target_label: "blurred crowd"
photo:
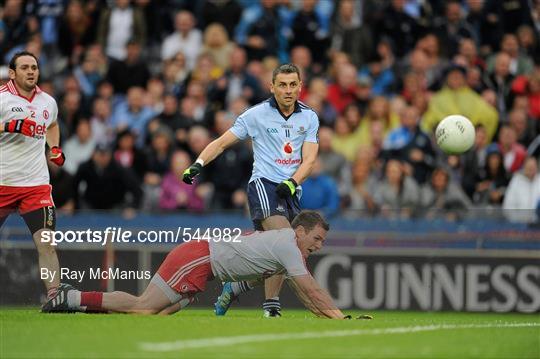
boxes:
[2,0,540,222]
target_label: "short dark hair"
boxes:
[272,63,301,83]
[9,51,39,70]
[291,210,329,232]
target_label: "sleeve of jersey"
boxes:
[273,231,309,277]
[305,112,320,143]
[229,113,249,140]
[50,99,59,124]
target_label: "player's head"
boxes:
[292,210,329,257]
[271,63,302,108]
[9,51,39,91]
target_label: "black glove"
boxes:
[343,314,373,320]
[182,162,202,184]
[275,178,298,198]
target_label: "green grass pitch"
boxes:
[1,308,539,358]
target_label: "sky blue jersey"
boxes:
[229,97,319,184]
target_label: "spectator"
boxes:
[161,10,202,69]
[106,40,150,94]
[483,52,515,116]
[202,112,252,210]
[201,23,235,71]
[207,46,262,108]
[190,53,224,88]
[327,63,359,114]
[73,51,103,99]
[376,0,420,57]
[63,118,96,175]
[200,0,243,38]
[422,65,498,142]
[162,52,189,96]
[145,77,165,114]
[57,0,94,61]
[487,33,534,76]
[495,125,527,174]
[330,0,374,69]
[373,159,420,219]
[508,107,535,147]
[235,0,286,61]
[159,150,205,212]
[109,86,157,147]
[357,96,400,147]
[516,25,540,60]
[142,126,174,210]
[74,145,143,209]
[348,157,377,214]
[304,77,338,128]
[157,93,193,146]
[358,53,396,97]
[113,130,148,183]
[461,125,491,198]
[433,0,476,59]
[97,0,146,61]
[300,158,340,218]
[473,149,509,205]
[383,105,436,184]
[511,69,540,121]
[420,167,472,220]
[289,0,331,68]
[503,156,540,223]
[317,127,351,196]
[89,97,114,146]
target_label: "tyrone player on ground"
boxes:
[43,211,360,319]
[0,51,66,303]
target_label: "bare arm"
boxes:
[46,121,60,147]
[290,274,346,319]
[197,130,240,165]
[291,142,318,185]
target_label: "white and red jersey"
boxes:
[0,80,58,186]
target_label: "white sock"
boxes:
[67,290,82,310]
[230,281,253,296]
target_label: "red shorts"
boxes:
[157,241,214,295]
[0,185,54,216]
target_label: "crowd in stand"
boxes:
[2,0,540,222]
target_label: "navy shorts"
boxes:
[247,178,301,230]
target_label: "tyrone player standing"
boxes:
[0,51,66,304]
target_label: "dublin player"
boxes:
[44,211,358,319]
[0,51,66,304]
[182,64,319,317]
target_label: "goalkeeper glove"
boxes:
[182,162,203,184]
[49,146,65,166]
[276,178,298,198]
[4,118,36,137]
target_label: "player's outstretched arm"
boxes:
[183,130,240,184]
[290,273,346,319]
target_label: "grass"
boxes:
[1,308,539,358]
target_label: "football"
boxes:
[435,115,475,154]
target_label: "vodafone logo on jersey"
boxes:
[283,142,293,156]
[275,142,301,165]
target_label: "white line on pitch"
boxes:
[139,322,540,352]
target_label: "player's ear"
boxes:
[8,68,16,80]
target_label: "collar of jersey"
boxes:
[269,96,301,120]
[7,80,42,102]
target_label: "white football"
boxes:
[435,115,475,154]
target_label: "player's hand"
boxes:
[182,162,202,185]
[50,146,65,166]
[276,178,298,198]
[4,118,36,137]
[343,314,373,320]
